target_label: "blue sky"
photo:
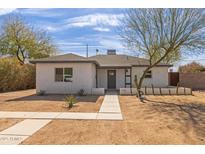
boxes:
[0,8,205,69]
[0,8,127,57]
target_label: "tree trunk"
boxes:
[16,45,25,65]
[134,75,143,101]
[134,67,151,102]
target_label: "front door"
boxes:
[107,70,116,89]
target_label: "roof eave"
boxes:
[29,60,100,65]
[97,66,131,69]
[132,64,173,67]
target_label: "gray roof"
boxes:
[88,54,171,67]
[30,53,172,67]
[30,53,99,65]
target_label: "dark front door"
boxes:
[107,70,116,89]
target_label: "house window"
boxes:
[145,70,152,78]
[64,68,73,82]
[55,68,73,82]
[55,68,63,82]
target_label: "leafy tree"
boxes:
[0,57,35,92]
[179,61,205,73]
[120,9,205,100]
[0,15,56,64]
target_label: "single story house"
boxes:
[30,50,172,94]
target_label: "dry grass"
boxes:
[119,92,205,144]
[21,91,205,145]
[0,119,22,132]
[0,89,103,112]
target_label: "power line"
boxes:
[57,44,205,61]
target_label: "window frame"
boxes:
[63,68,73,82]
[55,68,63,82]
[55,67,73,82]
[144,70,152,78]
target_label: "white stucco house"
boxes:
[30,50,172,95]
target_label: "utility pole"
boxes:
[86,44,88,57]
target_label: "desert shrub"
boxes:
[0,57,35,92]
[64,95,77,108]
[78,89,86,96]
[179,61,205,73]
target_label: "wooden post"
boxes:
[176,82,179,95]
[184,87,186,95]
[190,88,192,95]
[151,84,154,95]
[159,87,162,95]
[145,86,147,95]
[169,89,171,95]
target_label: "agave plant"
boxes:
[64,95,77,108]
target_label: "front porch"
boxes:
[96,67,132,90]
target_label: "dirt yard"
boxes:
[0,89,103,112]
[20,91,205,145]
[0,119,22,132]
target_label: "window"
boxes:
[55,68,73,82]
[145,70,152,78]
[55,68,63,82]
[64,68,73,82]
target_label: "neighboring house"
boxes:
[30,50,172,94]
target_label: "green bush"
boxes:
[0,57,35,92]
[64,95,77,108]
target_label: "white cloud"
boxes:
[52,34,131,56]
[99,39,124,49]
[0,8,16,16]
[44,13,124,32]
[56,40,83,46]
[64,13,123,28]
[19,9,64,18]
[68,34,128,53]
[45,26,58,32]
[93,27,110,32]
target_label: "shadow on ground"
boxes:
[6,94,99,103]
[142,97,205,143]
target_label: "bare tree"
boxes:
[120,8,205,100]
[0,15,56,64]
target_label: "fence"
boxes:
[120,87,192,95]
[179,73,205,90]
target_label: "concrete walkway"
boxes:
[0,91,123,144]
[0,119,50,145]
[98,91,122,119]
[99,94,121,113]
[0,111,122,120]
[0,91,122,121]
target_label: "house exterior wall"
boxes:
[91,63,96,88]
[36,63,96,94]
[97,68,125,89]
[36,62,169,94]
[97,69,107,89]
[131,67,169,87]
